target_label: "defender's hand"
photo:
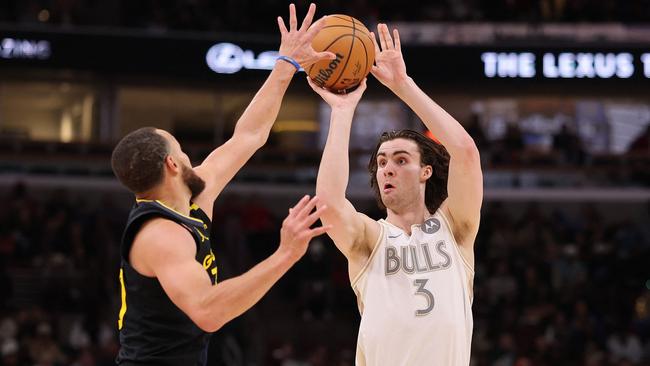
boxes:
[279,195,331,263]
[277,4,336,69]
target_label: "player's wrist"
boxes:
[389,76,414,97]
[274,246,302,266]
[276,55,302,73]
[272,59,300,81]
[331,104,357,116]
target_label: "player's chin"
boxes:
[380,195,397,209]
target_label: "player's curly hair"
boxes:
[111,127,169,194]
[368,129,450,214]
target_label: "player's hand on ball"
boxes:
[277,3,336,69]
[279,195,331,263]
[307,77,367,111]
[371,24,408,92]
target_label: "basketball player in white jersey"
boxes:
[308,23,482,365]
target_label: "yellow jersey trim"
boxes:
[118,268,127,330]
[135,199,204,225]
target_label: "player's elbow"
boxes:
[315,186,340,208]
[192,308,227,333]
[234,126,270,150]
[455,137,480,164]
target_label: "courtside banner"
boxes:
[0,29,648,84]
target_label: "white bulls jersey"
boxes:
[352,210,474,366]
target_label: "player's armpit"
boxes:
[319,201,380,267]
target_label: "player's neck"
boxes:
[385,204,431,236]
[137,182,192,216]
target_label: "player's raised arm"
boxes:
[371,24,482,248]
[192,3,335,216]
[309,78,380,271]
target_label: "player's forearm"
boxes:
[198,249,295,332]
[231,61,296,146]
[316,108,355,204]
[392,77,477,155]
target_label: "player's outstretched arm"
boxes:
[309,78,380,265]
[131,195,330,332]
[371,24,483,248]
[192,3,335,216]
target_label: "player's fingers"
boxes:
[350,78,367,95]
[300,3,316,32]
[315,51,337,61]
[289,194,311,217]
[377,25,388,51]
[393,28,401,51]
[277,17,288,36]
[370,32,381,56]
[296,195,321,219]
[306,76,326,93]
[289,3,298,31]
[300,204,328,228]
[304,16,326,41]
[381,24,393,50]
[306,225,332,238]
[370,32,381,55]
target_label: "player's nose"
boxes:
[383,164,395,176]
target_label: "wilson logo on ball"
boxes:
[312,53,344,87]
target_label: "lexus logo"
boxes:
[206,42,278,74]
[0,38,51,60]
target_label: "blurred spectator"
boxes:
[628,125,650,154]
[494,122,525,165]
[27,321,66,365]
[1,338,20,366]
[607,328,644,364]
[553,124,585,165]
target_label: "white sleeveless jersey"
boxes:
[352,210,474,366]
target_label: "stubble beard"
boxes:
[181,164,206,200]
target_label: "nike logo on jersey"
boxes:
[388,233,403,239]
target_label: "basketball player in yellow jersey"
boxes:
[111,4,335,365]
[308,23,482,365]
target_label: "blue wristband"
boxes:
[277,55,302,72]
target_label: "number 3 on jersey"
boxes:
[413,278,434,316]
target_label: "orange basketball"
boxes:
[308,15,375,92]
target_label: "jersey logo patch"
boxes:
[422,218,441,234]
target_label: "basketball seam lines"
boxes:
[329,15,353,22]
[320,25,360,30]
[358,33,370,82]
[321,16,374,43]
[319,25,373,43]
[308,33,352,78]
[328,16,356,89]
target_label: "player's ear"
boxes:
[164,155,180,174]
[421,165,432,181]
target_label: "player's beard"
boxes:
[181,163,206,200]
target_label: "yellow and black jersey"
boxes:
[116,200,217,366]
